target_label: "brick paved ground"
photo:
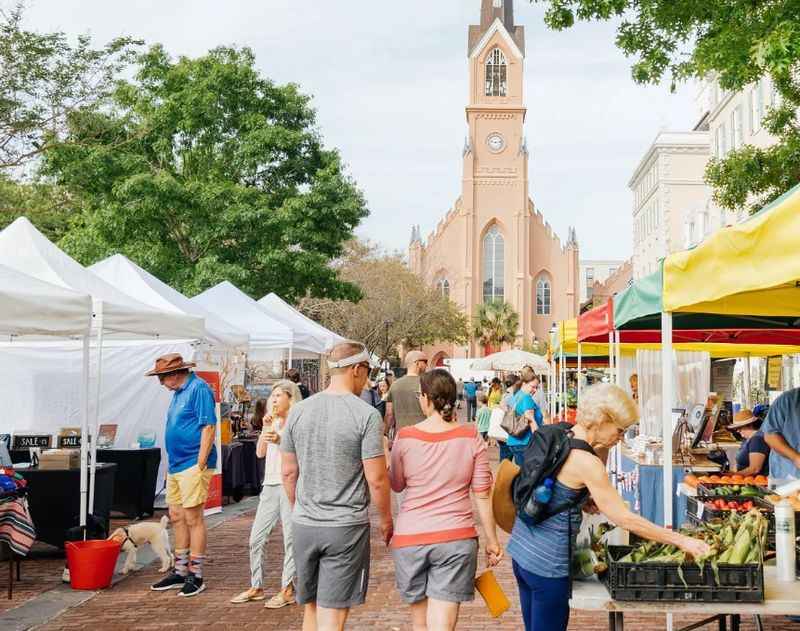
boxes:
[0,514,173,615]
[33,503,797,631]
[34,437,798,631]
[0,544,64,614]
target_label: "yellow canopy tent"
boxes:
[664,182,800,317]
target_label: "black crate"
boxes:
[686,495,766,522]
[604,545,764,603]
[696,483,769,499]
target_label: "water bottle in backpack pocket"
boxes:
[523,478,554,520]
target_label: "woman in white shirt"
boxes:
[231,380,302,607]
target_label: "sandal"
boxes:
[230,587,265,603]
[264,588,296,609]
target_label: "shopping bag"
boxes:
[474,570,510,618]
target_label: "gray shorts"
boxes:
[292,522,370,609]
[392,538,478,604]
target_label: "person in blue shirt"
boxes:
[507,366,543,466]
[463,378,478,422]
[728,408,770,477]
[146,354,218,597]
[763,388,800,481]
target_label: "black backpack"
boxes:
[512,422,595,527]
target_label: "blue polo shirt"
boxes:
[762,388,800,481]
[165,373,218,474]
[507,390,543,448]
[464,381,478,399]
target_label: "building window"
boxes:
[731,105,743,151]
[485,48,507,97]
[536,277,551,315]
[715,123,727,158]
[482,226,504,303]
[436,278,450,299]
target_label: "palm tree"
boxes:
[472,301,519,354]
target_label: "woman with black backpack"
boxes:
[498,383,710,631]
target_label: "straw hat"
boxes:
[729,408,759,430]
[491,458,521,534]
[144,353,196,377]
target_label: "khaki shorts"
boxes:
[166,465,213,508]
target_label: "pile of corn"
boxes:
[617,509,767,585]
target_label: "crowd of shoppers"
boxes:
[146,345,714,631]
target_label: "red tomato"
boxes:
[729,501,739,510]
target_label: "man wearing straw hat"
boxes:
[145,353,218,597]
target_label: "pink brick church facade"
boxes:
[409,0,580,364]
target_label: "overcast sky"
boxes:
[20,0,701,260]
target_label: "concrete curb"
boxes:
[1,496,259,631]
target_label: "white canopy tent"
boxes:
[0,218,207,514]
[0,263,92,338]
[257,292,345,356]
[0,263,94,527]
[0,218,205,339]
[470,349,550,374]
[90,254,249,351]
[192,282,292,360]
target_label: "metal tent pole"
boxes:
[744,353,752,409]
[79,334,90,530]
[661,311,674,530]
[577,343,582,404]
[88,303,104,514]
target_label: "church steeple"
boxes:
[469,0,525,56]
[480,0,514,31]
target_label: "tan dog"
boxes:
[109,515,171,574]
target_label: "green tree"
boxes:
[41,45,368,301]
[299,240,469,362]
[472,301,519,352]
[532,0,800,213]
[0,2,139,169]
[0,174,75,241]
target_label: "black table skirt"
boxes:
[222,439,264,499]
[13,463,116,548]
[97,448,161,518]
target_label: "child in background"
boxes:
[476,392,491,441]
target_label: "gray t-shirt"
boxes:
[281,392,384,526]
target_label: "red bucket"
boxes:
[66,540,121,590]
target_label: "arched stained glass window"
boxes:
[482,226,504,303]
[536,276,551,315]
[485,48,507,97]
[436,278,450,299]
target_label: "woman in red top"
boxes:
[389,369,503,631]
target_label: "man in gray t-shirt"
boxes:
[281,392,384,525]
[281,342,392,625]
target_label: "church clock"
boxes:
[486,132,505,153]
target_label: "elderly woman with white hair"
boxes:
[231,379,303,607]
[500,383,711,631]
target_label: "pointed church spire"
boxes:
[480,0,515,30]
[469,0,524,56]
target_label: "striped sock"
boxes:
[189,554,205,579]
[174,549,189,577]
